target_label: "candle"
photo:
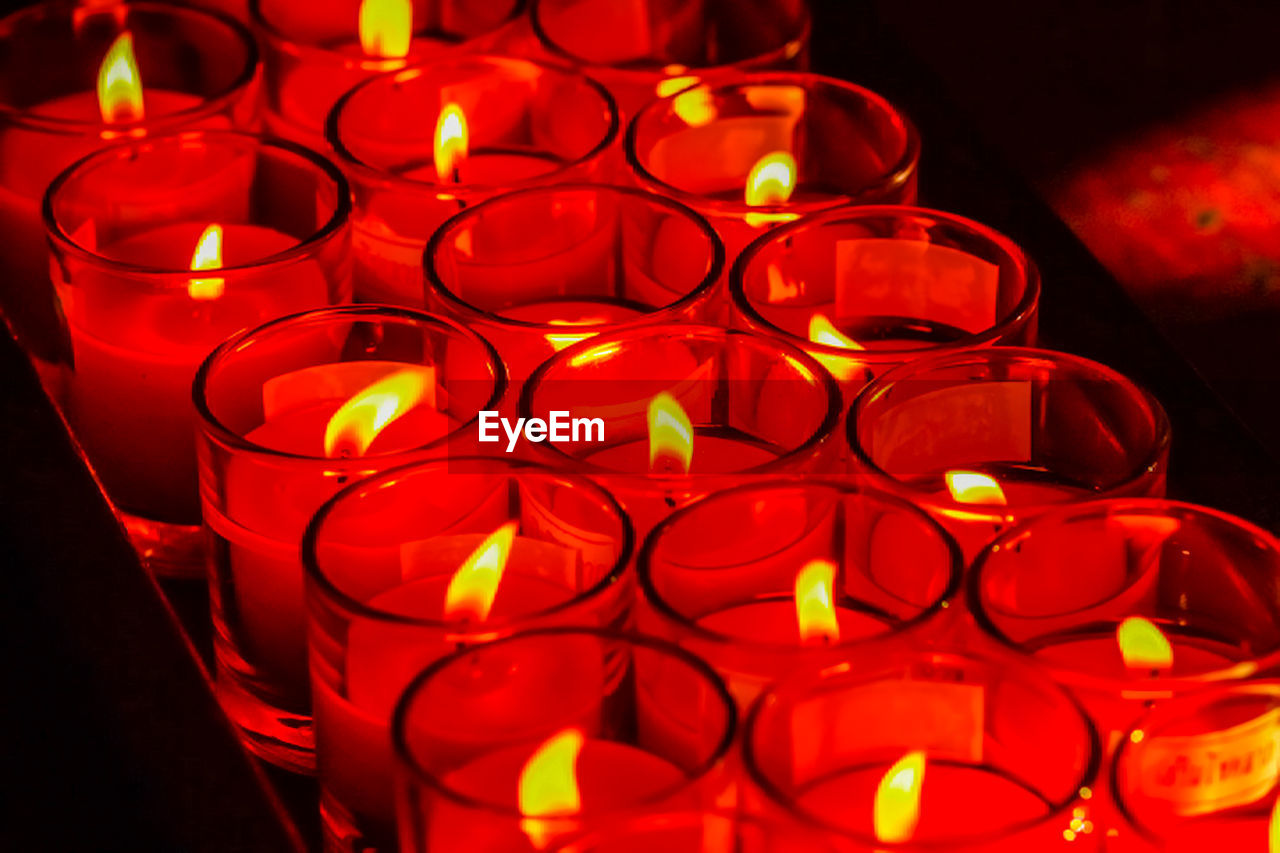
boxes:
[195,306,505,771]
[327,56,619,307]
[424,184,724,381]
[0,1,257,380]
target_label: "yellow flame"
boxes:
[1269,794,1280,853]
[442,522,517,623]
[671,84,716,127]
[435,104,468,183]
[648,392,694,474]
[795,559,840,645]
[656,73,699,99]
[545,317,609,353]
[97,32,144,123]
[1117,616,1174,671]
[808,314,864,351]
[322,367,432,458]
[187,224,224,301]
[944,470,1008,506]
[875,751,926,844]
[745,151,797,207]
[358,0,412,59]
[519,728,585,849]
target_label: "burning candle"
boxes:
[730,205,1041,401]
[545,811,841,853]
[44,131,351,577]
[194,306,505,772]
[519,325,843,540]
[970,499,1280,747]
[529,0,811,119]
[639,481,961,708]
[424,184,725,381]
[393,629,736,853]
[327,56,620,306]
[304,463,633,848]
[0,1,257,385]
[847,346,1171,559]
[742,651,1101,851]
[251,0,523,150]
[626,73,919,265]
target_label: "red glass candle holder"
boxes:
[519,325,843,540]
[530,0,811,119]
[252,0,524,150]
[193,305,505,772]
[639,480,961,708]
[548,811,839,853]
[305,462,633,850]
[393,628,736,853]
[846,346,1171,559]
[731,205,1040,401]
[44,130,351,578]
[1112,682,1280,852]
[425,183,725,381]
[743,651,1101,851]
[970,499,1280,748]
[626,73,919,264]
[0,0,258,382]
[328,56,619,307]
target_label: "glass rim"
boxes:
[42,129,353,279]
[0,0,259,133]
[845,346,1173,515]
[728,204,1042,359]
[325,55,620,192]
[249,0,527,60]
[192,303,507,462]
[528,0,812,76]
[517,324,844,477]
[637,478,964,652]
[968,497,1280,692]
[301,458,635,628]
[547,809,825,850]
[624,72,920,214]
[741,650,1103,849]
[391,626,738,817]
[1109,679,1280,844]
[423,182,727,331]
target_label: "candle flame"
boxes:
[187,224,224,301]
[358,0,412,59]
[322,367,432,458]
[434,103,468,183]
[944,470,1008,506]
[648,392,694,474]
[545,317,609,352]
[808,314,864,350]
[1269,795,1280,853]
[795,559,840,645]
[875,751,926,844]
[745,151,797,207]
[97,32,144,124]
[670,83,716,127]
[1117,616,1174,672]
[442,522,517,623]
[519,728,584,849]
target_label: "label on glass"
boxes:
[262,360,435,418]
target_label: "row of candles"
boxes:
[1,0,1277,851]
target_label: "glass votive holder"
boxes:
[44,130,351,578]
[730,205,1040,401]
[548,811,839,853]
[328,55,619,307]
[970,499,1280,748]
[425,183,725,382]
[0,0,258,381]
[530,0,811,119]
[743,651,1101,851]
[846,346,1171,560]
[393,628,736,853]
[1112,682,1280,852]
[252,0,524,151]
[518,324,843,540]
[306,462,633,851]
[193,305,505,772]
[639,480,962,709]
[626,72,919,265]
